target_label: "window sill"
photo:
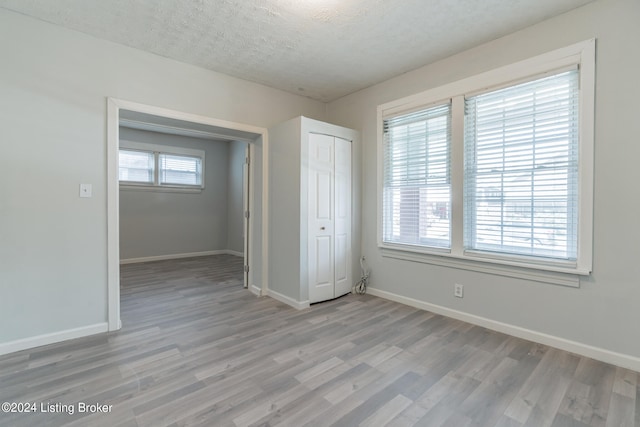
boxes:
[119,184,203,194]
[379,245,586,288]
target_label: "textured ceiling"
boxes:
[0,0,595,102]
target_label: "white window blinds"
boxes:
[118,149,154,184]
[159,154,202,186]
[119,143,205,190]
[383,103,451,249]
[464,70,579,260]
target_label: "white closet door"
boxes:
[308,133,335,303]
[333,137,351,298]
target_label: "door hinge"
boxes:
[244,210,250,219]
[244,265,250,273]
[245,157,250,165]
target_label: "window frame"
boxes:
[377,40,595,281]
[119,140,205,192]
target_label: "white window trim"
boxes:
[377,39,595,281]
[119,140,205,191]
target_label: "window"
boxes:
[464,70,579,261]
[383,103,451,249]
[119,141,205,190]
[159,154,202,186]
[119,149,154,184]
[377,40,594,277]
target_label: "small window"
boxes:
[159,154,202,186]
[118,141,205,190]
[119,149,154,184]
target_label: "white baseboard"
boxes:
[366,287,640,372]
[226,250,244,257]
[120,250,232,264]
[0,323,109,356]
[265,289,310,310]
[250,285,262,296]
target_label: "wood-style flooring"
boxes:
[0,255,637,426]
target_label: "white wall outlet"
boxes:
[454,283,464,298]
[79,183,92,198]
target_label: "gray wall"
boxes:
[226,141,248,254]
[0,8,325,344]
[119,127,233,260]
[327,0,640,360]
[268,118,303,301]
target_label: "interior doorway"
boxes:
[106,98,268,331]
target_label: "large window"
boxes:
[383,103,451,249]
[119,141,204,190]
[378,40,594,276]
[464,70,579,261]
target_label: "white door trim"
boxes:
[106,97,269,331]
[243,144,250,288]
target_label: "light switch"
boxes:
[80,184,92,198]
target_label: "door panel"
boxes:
[314,236,333,286]
[335,233,348,283]
[334,137,352,298]
[308,133,335,303]
[316,171,332,220]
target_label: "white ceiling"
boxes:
[0,0,595,102]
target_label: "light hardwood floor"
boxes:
[0,255,637,426]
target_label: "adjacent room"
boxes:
[1,0,639,426]
[118,118,248,263]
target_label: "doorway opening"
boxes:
[106,98,269,331]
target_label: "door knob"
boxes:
[320,227,325,230]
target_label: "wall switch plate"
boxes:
[80,184,92,198]
[454,283,464,298]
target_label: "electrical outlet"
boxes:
[454,283,464,298]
